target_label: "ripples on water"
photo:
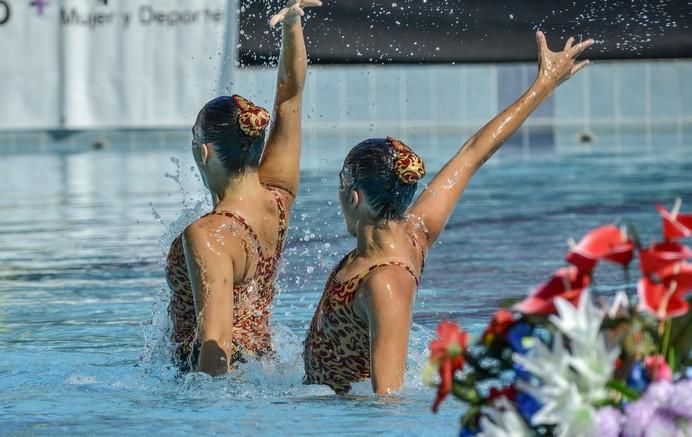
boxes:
[0,144,690,434]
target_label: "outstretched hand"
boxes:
[269,0,322,28]
[535,31,594,87]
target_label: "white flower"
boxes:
[478,398,531,437]
[567,334,619,401]
[513,333,571,388]
[513,291,620,437]
[549,290,602,348]
[518,376,599,437]
[608,291,630,319]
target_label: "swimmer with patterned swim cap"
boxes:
[304,31,594,394]
[166,0,321,376]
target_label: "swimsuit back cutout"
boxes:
[303,252,420,394]
[166,186,289,370]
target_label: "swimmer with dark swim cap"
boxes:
[303,31,595,395]
[166,0,322,376]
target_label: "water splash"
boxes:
[140,156,438,397]
[531,0,679,53]
[156,156,211,253]
[141,156,210,374]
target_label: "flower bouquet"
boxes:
[425,199,692,436]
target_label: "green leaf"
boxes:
[451,380,482,405]
[669,304,692,369]
[667,347,677,373]
[461,406,481,429]
[606,379,640,401]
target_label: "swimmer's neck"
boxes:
[209,170,264,208]
[354,220,407,259]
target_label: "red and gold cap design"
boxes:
[387,137,426,184]
[232,95,270,138]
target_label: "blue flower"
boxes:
[516,392,542,421]
[506,322,534,355]
[626,361,649,392]
[512,362,533,381]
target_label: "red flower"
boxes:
[657,203,692,241]
[614,357,623,371]
[566,225,634,274]
[482,309,514,345]
[638,262,692,319]
[429,321,468,412]
[488,385,517,402]
[639,241,692,276]
[644,355,673,382]
[514,266,591,316]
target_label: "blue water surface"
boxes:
[0,141,690,435]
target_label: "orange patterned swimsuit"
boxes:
[304,232,425,394]
[166,187,289,370]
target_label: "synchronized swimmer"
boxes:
[166,0,320,375]
[165,0,594,392]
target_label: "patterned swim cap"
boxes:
[232,95,271,138]
[387,137,426,184]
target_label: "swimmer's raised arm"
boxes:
[183,216,246,376]
[259,0,322,198]
[410,31,594,245]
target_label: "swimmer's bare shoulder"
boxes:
[405,213,432,255]
[183,214,248,285]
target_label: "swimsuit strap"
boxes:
[323,250,355,287]
[352,261,420,288]
[408,232,427,275]
[265,186,289,256]
[211,185,289,262]
[209,210,263,259]
[330,249,420,288]
[404,214,430,275]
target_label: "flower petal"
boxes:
[566,225,634,273]
[514,266,589,316]
[657,203,692,240]
[637,264,692,319]
[639,241,692,275]
[432,359,453,413]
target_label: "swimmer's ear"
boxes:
[350,190,360,208]
[200,143,211,166]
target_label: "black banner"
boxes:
[239,0,692,65]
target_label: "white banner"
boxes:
[0,0,234,130]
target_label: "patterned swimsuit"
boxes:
[303,231,426,394]
[166,187,289,370]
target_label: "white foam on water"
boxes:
[141,156,210,377]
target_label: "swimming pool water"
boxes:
[0,143,690,435]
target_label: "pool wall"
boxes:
[1,60,690,165]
